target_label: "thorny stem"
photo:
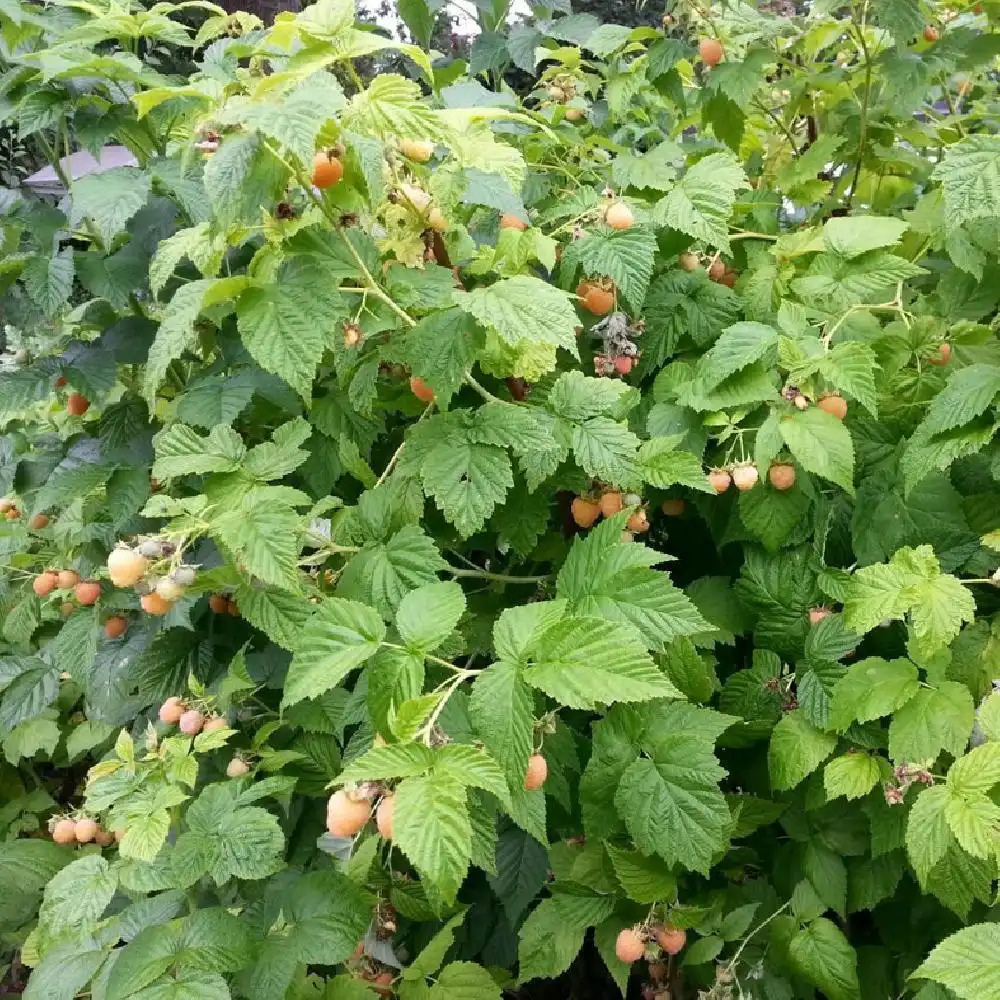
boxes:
[449,567,549,584]
[724,901,792,980]
[821,289,909,348]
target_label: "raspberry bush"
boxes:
[1,0,999,997]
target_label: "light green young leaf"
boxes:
[561,227,656,309]
[72,167,151,245]
[932,135,1000,231]
[913,922,1000,1000]
[888,683,974,763]
[152,423,246,480]
[212,488,301,589]
[788,918,860,1000]
[823,216,908,259]
[396,581,465,652]
[827,658,919,732]
[824,753,882,801]
[39,855,117,934]
[768,710,838,791]
[469,661,534,788]
[907,785,953,887]
[638,439,715,493]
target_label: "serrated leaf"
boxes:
[403,308,481,409]
[768,710,838,791]
[913,922,1000,1000]
[394,771,471,904]
[562,227,656,309]
[823,216,908,259]
[557,517,708,649]
[788,918,860,1000]
[283,598,385,708]
[39,854,117,934]
[656,152,749,252]
[456,276,579,354]
[919,364,1000,436]
[907,785,953,886]
[828,657,919,732]
[888,683,974,763]
[212,489,300,588]
[152,423,245,479]
[604,843,677,903]
[570,417,639,484]
[779,408,855,493]
[72,167,151,245]
[638,439,714,493]
[469,660,533,788]
[824,753,882,801]
[932,135,1000,231]
[488,827,548,920]
[396,581,465,652]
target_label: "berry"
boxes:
[615,928,646,963]
[708,469,732,493]
[32,572,58,597]
[577,281,615,315]
[605,202,634,230]
[500,213,527,230]
[209,594,229,614]
[203,716,228,733]
[426,207,448,232]
[52,818,77,844]
[159,697,185,723]
[708,258,726,281]
[0,498,12,512]
[66,393,90,416]
[571,497,601,528]
[74,817,98,843]
[376,794,395,839]
[57,569,79,590]
[137,539,164,558]
[155,577,186,602]
[55,375,67,388]
[627,510,649,533]
[929,342,952,365]
[178,709,205,735]
[678,252,700,272]
[818,394,848,420]
[655,926,687,955]
[171,566,197,587]
[523,753,548,790]
[227,599,240,617]
[661,499,685,516]
[103,616,127,639]
[613,357,634,376]
[28,513,49,530]
[564,107,584,121]
[312,151,344,189]
[809,606,832,625]
[699,37,724,66]
[768,463,796,491]
[400,138,434,162]
[326,789,371,838]
[226,757,250,778]
[94,828,114,847]
[60,602,75,618]
[732,464,759,491]
[410,376,435,404]
[107,547,148,588]
[923,24,940,40]
[600,491,624,517]
[720,269,738,288]
[793,394,810,411]
[141,592,173,616]
[4,508,18,520]
[75,581,101,605]
[372,972,394,998]
[114,828,125,843]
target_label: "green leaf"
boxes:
[913,922,1000,1000]
[823,216,908,259]
[212,488,300,588]
[517,895,615,984]
[517,615,681,710]
[918,364,1000,436]
[131,972,230,1000]
[948,743,1000,795]
[22,247,74,316]
[235,584,311,651]
[23,942,106,1000]
[769,710,838,791]
[72,167,151,245]
[338,526,446,618]
[656,151,749,252]
[788,917,860,1000]
[421,436,513,537]
[638,439,714,493]
[404,308,482,409]
[828,658,920,732]
[396,581,465,652]
[778,408,855,493]
[237,260,345,399]
[488,827,548,920]
[430,963,502,1000]
[282,598,385,708]
[562,227,657,309]
[932,135,1000,231]
[604,843,677,904]
[695,321,778,383]
[824,753,882,801]
[456,276,579,354]
[149,223,223,298]
[888,683,974,763]
[614,702,735,874]
[469,661,534,789]
[39,855,117,934]
[945,790,1000,857]
[907,785,953,886]
[176,373,257,430]
[557,517,709,649]
[394,771,471,904]
[152,423,245,479]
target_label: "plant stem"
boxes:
[846,13,873,210]
[448,567,549,584]
[724,900,792,975]
[464,374,502,403]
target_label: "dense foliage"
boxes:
[1,0,1000,997]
